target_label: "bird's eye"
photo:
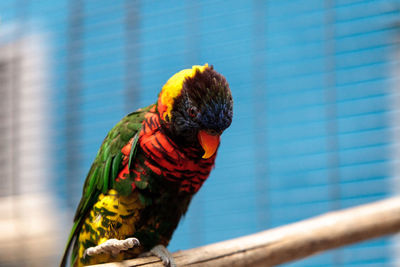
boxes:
[208,129,218,135]
[188,107,198,118]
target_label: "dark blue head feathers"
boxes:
[164,65,233,148]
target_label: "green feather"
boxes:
[102,145,111,162]
[120,126,133,142]
[103,157,113,193]
[60,104,154,267]
[110,128,119,138]
[128,133,139,170]
[97,166,104,191]
[87,167,99,198]
[111,152,123,183]
[127,121,141,131]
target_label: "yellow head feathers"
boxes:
[157,64,209,120]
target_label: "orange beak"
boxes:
[198,130,220,159]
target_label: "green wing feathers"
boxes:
[60,105,152,267]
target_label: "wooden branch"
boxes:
[91,197,400,267]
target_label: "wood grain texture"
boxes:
[90,197,400,267]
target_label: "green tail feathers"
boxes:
[60,220,80,267]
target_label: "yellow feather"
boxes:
[75,189,143,266]
[160,64,209,120]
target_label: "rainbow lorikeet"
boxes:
[60,64,233,267]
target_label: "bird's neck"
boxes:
[138,106,215,193]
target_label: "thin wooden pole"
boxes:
[91,197,400,267]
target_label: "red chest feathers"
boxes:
[138,109,215,193]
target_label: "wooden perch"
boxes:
[91,197,400,267]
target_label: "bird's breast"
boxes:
[138,109,215,193]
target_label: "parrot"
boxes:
[60,64,233,267]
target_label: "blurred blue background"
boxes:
[1,0,400,266]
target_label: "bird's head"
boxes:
[157,64,233,159]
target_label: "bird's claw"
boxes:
[84,237,140,258]
[150,244,176,267]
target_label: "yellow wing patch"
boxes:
[158,64,209,120]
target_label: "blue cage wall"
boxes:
[0,0,399,266]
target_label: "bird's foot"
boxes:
[151,245,176,267]
[140,244,176,267]
[84,237,140,258]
